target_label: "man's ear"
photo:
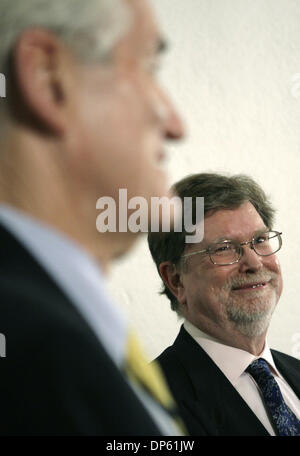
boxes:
[12,28,76,135]
[159,261,186,306]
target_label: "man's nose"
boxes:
[238,245,264,273]
[164,100,185,140]
[155,88,185,140]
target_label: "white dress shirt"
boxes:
[0,204,181,436]
[184,319,300,436]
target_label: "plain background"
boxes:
[108,0,300,360]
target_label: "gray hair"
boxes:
[0,0,132,122]
[148,173,276,315]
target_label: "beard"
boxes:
[221,272,279,337]
[225,292,277,337]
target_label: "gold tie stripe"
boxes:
[125,331,187,435]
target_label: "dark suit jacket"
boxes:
[0,223,162,436]
[156,325,300,436]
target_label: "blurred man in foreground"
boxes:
[0,0,184,435]
[148,173,300,436]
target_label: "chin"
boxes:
[226,294,278,338]
[234,316,272,338]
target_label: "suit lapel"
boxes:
[272,349,300,399]
[170,326,269,435]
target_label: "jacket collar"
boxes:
[272,349,300,399]
[171,325,270,435]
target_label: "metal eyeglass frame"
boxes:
[181,230,283,266]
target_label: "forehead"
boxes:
[121,0,161,57]
[203,201,266,243]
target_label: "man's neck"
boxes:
[0,135,115,271]
[185,318,267,356]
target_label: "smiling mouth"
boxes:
[232,282,268,291]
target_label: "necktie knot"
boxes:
[247,357,271,374]
[246,358,274,386]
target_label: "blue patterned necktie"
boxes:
[246,358,300,436]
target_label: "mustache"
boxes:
[225,271,278,290]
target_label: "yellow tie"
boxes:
[124,331,187,435]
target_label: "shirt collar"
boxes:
[0,204,128,367]
[184,319,281,386]
[0,204,182,435]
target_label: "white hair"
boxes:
[0,0,133,130]
[0,0,132,70]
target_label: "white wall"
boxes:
[108,0,300,360]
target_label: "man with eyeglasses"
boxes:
[148,173,300,436]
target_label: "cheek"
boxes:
[114,74,153,123]
[202,267,237,304]
[277,276,283,298]
[264,254,281,273]
[275,259,283,297]
[265,256,283,296]
[208,267,232,289]
[273,256,281,272]
[186,269,227,301]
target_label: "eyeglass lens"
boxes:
[210,232,281,265]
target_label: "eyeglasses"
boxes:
[181,230,282,266]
